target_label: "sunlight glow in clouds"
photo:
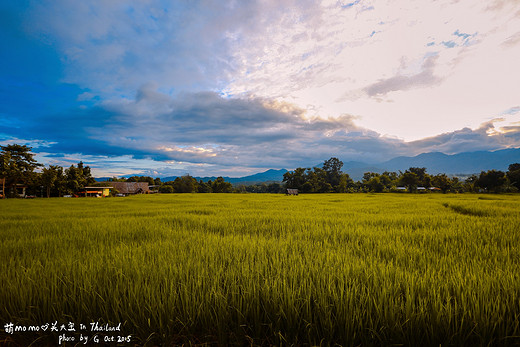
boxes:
[223,0,520,140]
[158,146,218,157]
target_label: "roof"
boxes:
[110,182,150,194]
[84,186,113,189]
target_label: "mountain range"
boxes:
[160,168,289,185]
[341,148,520,180]
[97,148,520,183]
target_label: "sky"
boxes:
[1,0,519,177]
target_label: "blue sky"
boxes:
[1,0,519,177]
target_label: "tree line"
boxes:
[1,144,519,197]
[0,144,97,198]
[283,158,520,193]
[0,144,233,197]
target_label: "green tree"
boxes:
[65,162,95,194]
[362,172,379,182]
[108,176,127,182]
[322,157,343,190]
[301,181,314,193]
[65,165,81,194]
[234,184,247,193]
[159,184,174,193]
[127,176,154,185]
[197,180,212,193]
[362,172,383,192]
[463,174,479,193]
[308,167,333,193]
[0,144,41,196]
[41,165,61,198]
[211,177,232,193]
[267,182,283,193]
[246,183,268,193]
[451,177,464,193]
[367,176,384,192]
[507,163,520,190]
[408,167,431,187]
[476,170,507,193]
[172,175,198,193]
[382,171,399,181]
[283,167,307,191]
[53,166,66,197]
[400,171,419,192]
[431,174,452,193]
[380,171,398,190]
[337,173,354,193]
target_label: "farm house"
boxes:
[83,186,113,197]
[110,182,150,196]
[14,184,28,197]
[0,180,30,198]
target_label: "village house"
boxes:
[15,183,28,197]
[110,182,150,196]
[83,186,113,197]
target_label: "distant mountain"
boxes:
[229,169,288,184]
[380,148,520,174]
[342,161,375,170]
[160,169,289,185]
[95,177,113,182]
[341,166,384,181]
[341,148,520,180]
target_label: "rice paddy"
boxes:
[1,193,519,346]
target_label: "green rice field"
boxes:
[1,193,519,346]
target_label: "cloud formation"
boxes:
[23,0,319,96]
[363,56,442,97]
[15,88,520,177]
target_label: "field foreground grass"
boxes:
[0,193,519,346]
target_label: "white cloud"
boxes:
[0,136,57,148]
[363,55,442,97]
[222,0,520,140]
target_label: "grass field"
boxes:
[1,193,519,346]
